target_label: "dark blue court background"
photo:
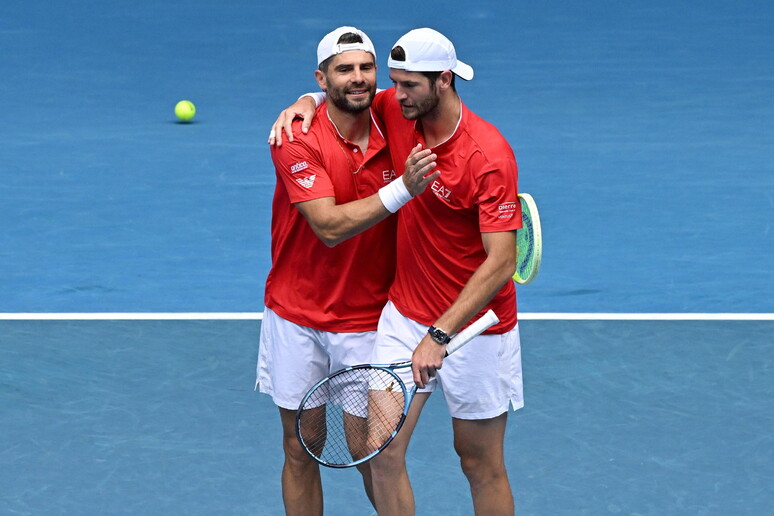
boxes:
[2,0,772,314]
[2,3,773,516]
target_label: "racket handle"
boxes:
[445,309,500,356]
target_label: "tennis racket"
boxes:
[513,192,543,284]
[295,309,500,468]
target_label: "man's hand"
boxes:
[402,144,440,197]
[268,96,317,146]
[411,334,447,389]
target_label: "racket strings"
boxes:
[298,367,407,466]
[517,211,535,276]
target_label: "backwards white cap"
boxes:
[316,26,376,67]
[387,28,474,80]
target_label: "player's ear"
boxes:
[314,69,327,91]
[438,70,453,92]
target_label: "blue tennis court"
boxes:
[2,0,772,514]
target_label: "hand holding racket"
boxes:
[513,192,543,284]
[295,309,499,468]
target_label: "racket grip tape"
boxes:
[445,310,500,356]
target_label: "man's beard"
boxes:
[399,87,440,120]
[327,83,375,114]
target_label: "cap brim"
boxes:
[452,60,474,81]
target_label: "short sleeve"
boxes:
[270,130,335,203]
[476,155,522,232]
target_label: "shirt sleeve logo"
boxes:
[295,174,317,189]
[290,161,309,174]
[498,201,517,219]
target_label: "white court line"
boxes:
[520,313,774,321]
[0,313,772,321]
[0,313,265,320]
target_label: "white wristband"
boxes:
[299,92,327,107]
[378,178,412,213]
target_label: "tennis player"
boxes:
[271,28,523,516]
[256,26,438,516]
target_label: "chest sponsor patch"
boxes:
[290,161,309,174]
[431,179,452,200]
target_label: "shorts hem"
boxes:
[450,399,524,420]
[257,383,298,411]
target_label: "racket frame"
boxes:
[513,192,543,285]
[295,361,412,468]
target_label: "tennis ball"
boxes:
[175,100,196,122]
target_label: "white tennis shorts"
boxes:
[373,301,523,420]
[256,307,376,410]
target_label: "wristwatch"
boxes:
[427,326,451,345]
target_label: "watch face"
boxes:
[429,327,450,344]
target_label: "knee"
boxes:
[283,434,317,471]
[455,444,505,485]
[369,445,406,479]
[458,451,482,481]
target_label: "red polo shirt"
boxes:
[265,103,397,332]
[372,88,521,333]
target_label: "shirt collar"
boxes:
[324,106,387,155]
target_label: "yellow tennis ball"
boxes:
[175,100,196,122]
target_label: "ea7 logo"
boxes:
[382,169,397,183]
[296,175,316,189]
[291,161,309,174]
[431,179,452,200]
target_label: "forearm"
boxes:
[410,236,515,388]
[299,194,392,247]
[295,147,436,247]
[433,235,517,333]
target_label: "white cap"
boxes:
[316,26,376,67]
[387,28,474,80]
